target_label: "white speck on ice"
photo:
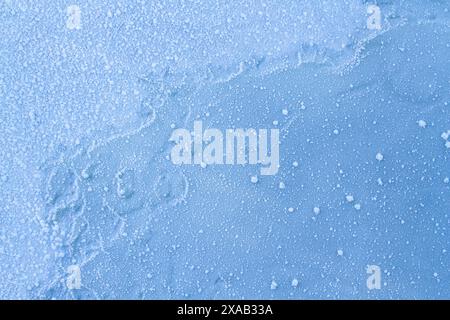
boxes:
[337,249,344,256]
[418,120,427,128]
[279,181,285,189]
[293,161,299,167]
[354,203,361,210]
[313,207,320,215]
[444,177,449,184]
[346,195,354,203]
[81,169,90,179]
[376,153,384,161]
[251,176,258,184]
[288,207,294,213]
[282,109,289,115]
[291,278,299,287]
[270,280,278,290]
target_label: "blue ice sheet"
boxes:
[0,1,449,299]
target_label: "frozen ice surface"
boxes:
[0,1,449,299]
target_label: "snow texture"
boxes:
[0,0,449,299]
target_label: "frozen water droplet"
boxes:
[270,280,278,290]
[418,120,427,128]
[299,101,306,110]
[81,169,90,179]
